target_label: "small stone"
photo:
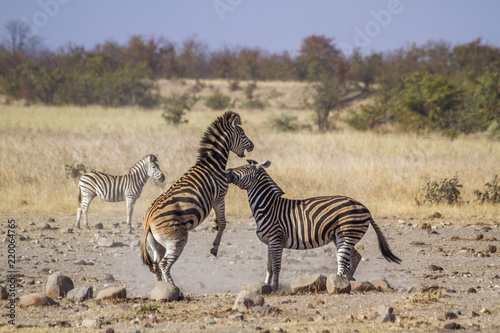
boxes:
[273,326,284,333]
[475,234,484,241]
[350,281,376,292]
[233,290,264,311]
[375,305,395,323]
[470,311,480,318]
[45,273,74,298]
[467,287,477,293]
[370,278,393,292]
[421,285,440,293]
[150,281,180,302]
[290,274,327,294]
[479,245,496,254]
[203,317,216,324]
[67,286,93,302]
[437,311,458,320]
[429,264,443,271]
[429,212,442,219]
[100,328,114,333]
[0,285,8,300]
[95,223,104,230]
[228,313,244,321]
[102,274,115,282]
[96,287,126,300]
[97,238,115,247]
[82,318,102,329]
[326,274,351,294]
[19,293,58,307]
[241,281,273,295]
[47,217,56,222]
[450,236,459,241]
[37,222,51,230]
[60,228,73,234]
[480,307,490,314]
[443,322,461,330]
[420,223,431,230]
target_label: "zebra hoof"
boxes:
[210,247,218,257]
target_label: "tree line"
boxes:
[1,20,499,138]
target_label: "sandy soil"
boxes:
[1,211,499,332]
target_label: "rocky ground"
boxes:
[1,211,499,332]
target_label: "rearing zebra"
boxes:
[227,160,401,291]
[141,111,254,288]
[76,154,165,231]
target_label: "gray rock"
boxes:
[228,313,244,321]
[82,318,102,329]
[203,317,216,324]
[96,287,126,300]
[94,223,104,230]
[0,285,7,300]
[150,281,181,302]
[350,281,376,293]
[290,274,327,294]
[102,273,115,282]
[38,222,51,230]
[376,305,395,323]
[97,237,115,247]
[233,290,264,311]
[326,274,351,294]
[19,293,58,307]
[45,273,74,298]
[370,278,393,292]
[67,286,93,302]
[241,281,273,295]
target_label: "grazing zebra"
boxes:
[227,160,401,291]
[76,154,165,231]
[141,111,254,287]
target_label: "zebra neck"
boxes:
[129,164,149,185]
[247,174,284,216]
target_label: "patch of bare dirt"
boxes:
[1,212,500,332]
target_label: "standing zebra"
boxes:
[227,160,401,291]
[141,111,254,288]
[76,154,165,231]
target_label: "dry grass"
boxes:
[1,84,499,224]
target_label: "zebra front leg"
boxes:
[79,194,95,230]
[126,197,136,233]
[210,201,226,257]
[267,238,284,291]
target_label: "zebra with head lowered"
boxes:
[227,160,401,291]
[141,111,254,288]
[76,154,165,232]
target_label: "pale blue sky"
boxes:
[1,0,499,55]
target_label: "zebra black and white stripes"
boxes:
[140,111,254,288]
[227,159,401,291]
[76,154,165,231]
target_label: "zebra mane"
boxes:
[197,111,239,162]
[259,169,285,197]
[128,155,153,174]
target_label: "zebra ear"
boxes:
[247,159,258,165]
[231,114,241,127]
[257,161,271,169]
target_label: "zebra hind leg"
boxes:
[347,248,362,281]
[159,228,188,287]
[79,193,95,230]
[332,238,354,292]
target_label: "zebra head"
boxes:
[146,154,165,182]
[227,159,271,189]
[227,113,254,158]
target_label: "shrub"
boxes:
[136,304,160,313]
[228,80,241,91]
[421,177,463,205]
[474,175,500,204]
[205,92,231,110]
[269,113,298,132]
[245,82,258,100]
[161,93,192,125]
[485,120,500,141]
[65,163,87,180]
[242,98,266,110]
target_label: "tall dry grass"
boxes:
[1,101,499,225]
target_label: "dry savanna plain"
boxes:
[0,79,499,332]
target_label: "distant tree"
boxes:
[178,36,208,78]
[296,35,340,81]
[311,76,343,132]
[350,49,382,93]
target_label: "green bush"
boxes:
[421,177,463,205]
[474,175,500,204]
[205,92,231,110]
[161,93,193,125]
[245,82,258,100]
[228,80,241,91]
[269,113,298,132]
[65,163,87,180]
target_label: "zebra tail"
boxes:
[140,221,153,269]
[370,218,402,264]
